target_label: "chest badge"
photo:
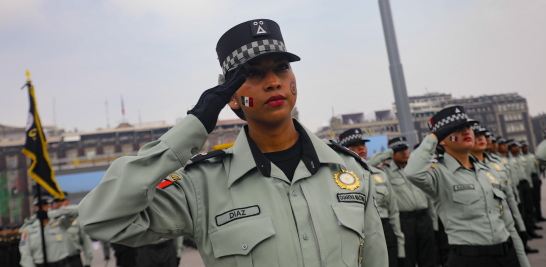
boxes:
[493,163,502,171]
[520,157,526,162]
[334,170,360,191]
[374,175,383,183]
[487,173,499,184]
[72,220,77,226]
[55,234,62,242]
[512,159,517,163]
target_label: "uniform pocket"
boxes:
[332,204,365,267]
[452,190,480,218]
[390,178,406,186]
[209,215,278,267]
[375,186,388,209]
[492,188,507,216]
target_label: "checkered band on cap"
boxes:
[497,137,507,144]
[470,123,481,132]
[388,140,408,149]
[221,39,286,75]
[507,140,519,147]
[339,133,364,146]
[430,113,469,133]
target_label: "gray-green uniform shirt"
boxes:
[492,154,521,204]
[78,116,388,267]
[368,150,429,212]
[472,153,526,232]
[537,140,546,161]
[175,236,184,259]
[369,166,405,258]
[512,153,531,187]
[19,206,79,267]
[66,214,93,266]
[524,153,540,178]
[406,136,530,267]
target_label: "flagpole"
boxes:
[35,184,49,267]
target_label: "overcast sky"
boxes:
[1,0,545,133]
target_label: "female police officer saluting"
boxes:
[405,106,529,267]
[78,19,388,267]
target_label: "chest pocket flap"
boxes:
[452,190,480,205]
[332,204,365,239]
[209,215,275,258]
[390,178,406,185]
[375,185,388,196]
[492,188,506,200]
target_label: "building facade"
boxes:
[531,113,546,146]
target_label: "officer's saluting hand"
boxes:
[78,19,388,267]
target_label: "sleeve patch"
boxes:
[157,179,173,189]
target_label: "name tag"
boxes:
[215,206,260,226]
[453,184,475,191]
[337,193,367,205]
[492,184,502,190]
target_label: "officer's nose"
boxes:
[264,71,281,91]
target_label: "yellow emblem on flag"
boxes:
[334,170,360,191]
[374,175,383,183]
[493,163,502,171]
[487,173,499,184]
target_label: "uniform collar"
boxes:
[227,119,347,187]
[443,153,485,173]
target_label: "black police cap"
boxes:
[388,137,408,150]
[216,19,300,76]
[427,105,477,133]
[338,128,370,147]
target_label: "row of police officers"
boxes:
[74,18,546,267]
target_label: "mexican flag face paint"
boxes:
[449,136,457,142]
[241,96,253,107]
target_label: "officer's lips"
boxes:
[265,94,286,107]
[463,136,473,142]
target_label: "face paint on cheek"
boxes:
[290,81,297,96]
[449,136,457,142]
[241,96,253,107]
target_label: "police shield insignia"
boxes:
[374,175,383,183]
[493,163,502,171]
[487,173,499,184]
[334,170,360,191]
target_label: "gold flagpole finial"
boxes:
[26,70,31,82]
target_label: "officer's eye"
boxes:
[276,63,290,71]
[247,69,261,77]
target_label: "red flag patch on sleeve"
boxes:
[157,179,173,189]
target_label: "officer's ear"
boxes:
[228,93,241,110]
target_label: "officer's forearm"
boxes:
[405,135,439,198]
[78,115,207,244]
[48,206,79,228]
[503,205,531,267]
[81,234,94,265]
[505,185,526,232]
[368,149,394,166]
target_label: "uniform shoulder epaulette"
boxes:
[186,150,227,166]
[327,141,370,171]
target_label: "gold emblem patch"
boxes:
[374,175,383,183]
[493,163,502,171]
[55,234,62,241]
[487,173,499,184]
[169,174,181,182]
[51,221,59,227]
[520,157,526,162]
[504,179,508,186]
[334,170,360,191]
[512,159,517,163]
[72,220,77,226]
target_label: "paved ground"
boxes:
[87,174,546,267]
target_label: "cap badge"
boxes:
[374,175,383,183]
[334,170,360,191]
[486,173,499,184]
[250,20,270,36]
[455,108,460,113]
[493,163,502,171]
[355,129,359,133]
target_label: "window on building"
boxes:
[474,115,483,122]
[486,114,496,122]
[85,148,96,159]
[7,157,17,169]
[122,145,133,155]
[103,146,115,156]
[66,150,78,160]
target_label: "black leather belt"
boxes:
[146,239,173,249]
[399,209,428,218]
[450,238,512,257]
[36,257,69,267]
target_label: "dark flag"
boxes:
[21,71,64,199]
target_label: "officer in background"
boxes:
[368,137,435,267]
[521,141,545,222]
[0,225,9,265]
[79,19,388,267]
[54,192,93,267]
[339,128,405,267]
[406,106,529,267]
[507,140,543,239]
[470,125,537,254]
[19,193,79,267]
